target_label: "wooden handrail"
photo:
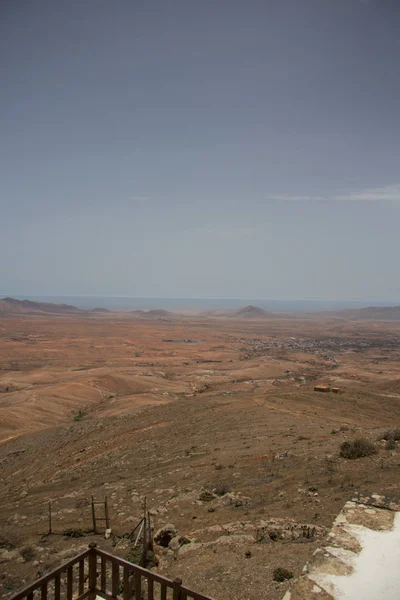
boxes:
[6,549,91,600]
[5,545,214,600]
[95,548,176,587]
[180,586,214,600]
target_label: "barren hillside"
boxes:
[0,297,85,317]
[1,313,400,599]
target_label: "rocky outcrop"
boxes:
[154,524,177,548]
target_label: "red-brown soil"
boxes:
[1,313,400,599]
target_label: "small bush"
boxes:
[73,409,85,422]
[382,429,400,442]
[0,526,21,550]
[214,483,231,497]
[273,567,294,582]
[145,549,159,568]
[20,546,36,562]
[125,546,143,565]
[62,528,85,538]
[199,489,215,502]
[340,438,377,460]
[386,438,396,450]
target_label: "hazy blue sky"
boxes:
[1,0,400,301]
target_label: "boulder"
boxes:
[179,542,212,555]
[154,524,177,547]
[168,536,191,552]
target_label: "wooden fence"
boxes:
[46,496,110,536]
[6,544,214,600]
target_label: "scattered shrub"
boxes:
[3,582,16,592]
[62,528,85,538]
[273,567,294,582]
[73,409,85,422]
[144,549,159,568]
[0,526,21,550]
[125,545,158,568]
[386,438,396,450]
[20,546,36,562]
[125,546,143,565]
[382,429,400,442]
[75,498,90,509]
[332,425,351,435]
[214,483,231,497]
[199,490,215,502]
[340,438,377,460]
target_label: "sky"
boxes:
[1,0,400,301]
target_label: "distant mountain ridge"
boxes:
[0,297,82,315]
[199,304,277,318]
[234,305,272,318]
[0,297,112,316]
[2,296,398,320]
[331,305,400,320]
[0,297,178,318]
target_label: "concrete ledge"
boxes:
[283,493,400,600]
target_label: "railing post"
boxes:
[123,566,130,600]
[88,543,97,600]
[172,578,182,600]
[112,560,120,598]
[79,559,85,596]
[41,582,48,600]
[67,566,73,600]
[54,574,61,600]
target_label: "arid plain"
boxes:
[1,307,400,600]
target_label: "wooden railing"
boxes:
[5,544,214,600]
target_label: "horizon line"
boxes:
[1,294,399,304]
